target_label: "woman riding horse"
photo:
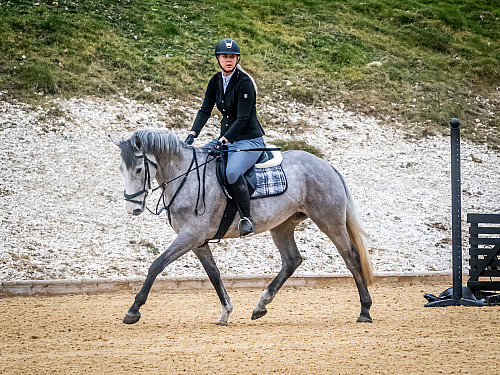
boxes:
[184,38,265,237]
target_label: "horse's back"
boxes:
[280,150,344,190]
[251,150,346,224]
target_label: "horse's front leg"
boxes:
[123,234,197,324]
[193,245,233,326]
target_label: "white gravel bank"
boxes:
[0,95,498,281]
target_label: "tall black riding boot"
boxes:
[228,176,254,237]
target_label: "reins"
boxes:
[147,149,215,226]
[222,147,281,152]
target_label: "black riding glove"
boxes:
[208,141,222,157]
[185,134,195,145]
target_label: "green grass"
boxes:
[1,0,499,146]
[273,139,323,158]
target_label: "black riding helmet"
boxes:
[215,38,241,73]
[215,38,241,56]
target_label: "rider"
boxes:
[184,38,265,237]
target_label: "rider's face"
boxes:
[218,54,238,75]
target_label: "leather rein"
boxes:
[123,148,215,226]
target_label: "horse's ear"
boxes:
[108,134,121,147]
[133,135,142,151]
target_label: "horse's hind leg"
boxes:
[193,245,233,326]
[311,218,372,323]
[252,214,305,320]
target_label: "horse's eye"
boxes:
[136,168,143,174]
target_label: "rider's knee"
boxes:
[226,170,241,185]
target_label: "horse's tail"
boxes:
[332,166,374,286]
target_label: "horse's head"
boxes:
[109,134,158,216]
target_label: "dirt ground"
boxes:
[1,281,499,375]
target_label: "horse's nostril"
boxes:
[132,208,143,216]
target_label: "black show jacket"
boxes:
[190,69,264,143]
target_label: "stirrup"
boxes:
[238,217,254,237]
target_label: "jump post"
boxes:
[425,119,487,307]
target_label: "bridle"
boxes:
[123,148,216,226]
[123,152,157,206]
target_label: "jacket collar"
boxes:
[219,69,240,94]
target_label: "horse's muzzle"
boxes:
[132,208,143,216]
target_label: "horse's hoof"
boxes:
[356,315,372,323]
[215,321,230,326]
[251,309,267,320]
[123,312,141,324]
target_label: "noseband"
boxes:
[123,153,158,205]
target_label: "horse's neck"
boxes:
[155,147,208,184]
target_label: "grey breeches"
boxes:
[203,137,266,184]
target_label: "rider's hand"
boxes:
[185,133,195,145]
[219,136,228,145]
[208,140,222,157]
[208,148,220,157]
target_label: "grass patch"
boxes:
[273,139,323,158]
[1,0,499,146]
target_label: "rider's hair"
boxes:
[236,65,258,95]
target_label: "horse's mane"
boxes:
[120,129,184,168]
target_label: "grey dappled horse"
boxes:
[110,129,374,325]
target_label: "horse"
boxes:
[109,129,374,325]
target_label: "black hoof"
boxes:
[356,315,373,323]
[251,309,267,320]
[123,312,141,324]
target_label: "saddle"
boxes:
[215,147,283,197]
[208,146,285,242]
